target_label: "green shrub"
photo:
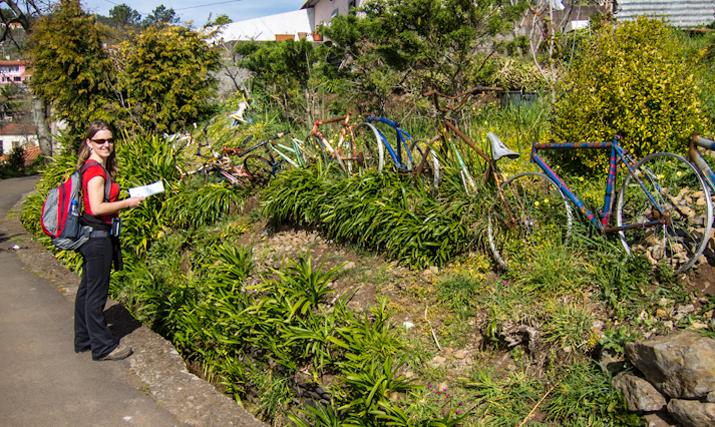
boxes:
[262,167,483,268]
[552,17,705,172]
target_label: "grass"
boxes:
[20,98,711,426]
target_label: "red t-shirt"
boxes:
[82,161,120,225]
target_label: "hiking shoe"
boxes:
[96,344,133,361]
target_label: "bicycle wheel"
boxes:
[344,122,383,174]
[487,172,573,270]
[243,154,276,184]
[616,152,713,273]
[410,140,441,193]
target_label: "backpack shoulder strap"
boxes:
[79,160,112,202]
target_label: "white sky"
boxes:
[80,0,307,27]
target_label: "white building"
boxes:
[212,0,367,43]
[301,0,366,28]
[211,9,314,42]
[0,121,38,160]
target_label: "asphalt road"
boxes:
[0,176,183,426]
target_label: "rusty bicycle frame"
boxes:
[307,113,367,173]
[422,86,520,218]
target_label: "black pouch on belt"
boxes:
[110,217,122,237]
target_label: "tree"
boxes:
[204,13,231,28]
[0,0,54,155]
[322,0,527,110]
[236,40,322,124]
[109,3,141,27]
[143,4,178,26]
[28,0,115,138]
[0,83,29,122]
[114,25,220,133]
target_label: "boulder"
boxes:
[612,372,666,412]
[625,331,715,398]
[667,400,715,427]
[643,412,677,427]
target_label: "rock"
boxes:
[643,412,677,427]
[501,324,539,353]
[674,304,696,321]
[708,391,715,403]
[453,349,468,360]
[690,322,709,330]
[625,331,715,398]
[612,372,666,412]
[655,308,669,319]
[667,400,715,427]
[430,355,447,368]
[343,261,356,270]
[597,351,627,376]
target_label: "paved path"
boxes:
[0,176,183,426]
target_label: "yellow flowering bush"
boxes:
[552,17,705,172]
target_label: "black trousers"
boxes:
[75,236,118,359]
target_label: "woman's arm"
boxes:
[86,175,144,216]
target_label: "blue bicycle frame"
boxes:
[366,115,415,172]
[690,135,715,192]
[531,137,666,233]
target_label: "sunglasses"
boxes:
[91,138,114,145]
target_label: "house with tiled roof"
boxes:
[0,121,38,158]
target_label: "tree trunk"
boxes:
[32,96,52,156]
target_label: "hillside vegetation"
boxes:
[18,2,715,425]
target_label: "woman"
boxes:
[74,120,144,361]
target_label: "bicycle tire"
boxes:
[409,140,441,193]
[616,152,713,273]
[350,122,384,173]
[487,172,573,270]
[243,154,276,184]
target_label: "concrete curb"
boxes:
[4,193,265,427]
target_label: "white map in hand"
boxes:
[129,180,165,198]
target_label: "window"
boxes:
[13,76,20,82]
[0,141,4,156]
[349,0,357,9]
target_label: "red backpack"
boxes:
[40,161,110,250]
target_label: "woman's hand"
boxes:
[124,197,146,209]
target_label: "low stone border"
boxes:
[3,194,265,427]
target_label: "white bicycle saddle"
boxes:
[487,132,519,161]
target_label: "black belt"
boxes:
[89,230,110,238]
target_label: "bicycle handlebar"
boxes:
[314,114,351,126]
[423,86,501,115]
[423,85,501,99]
[693,133,715,150]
